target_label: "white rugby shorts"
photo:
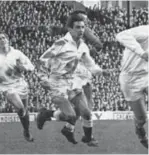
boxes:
[119,72,148,101]
[0,79,28,99]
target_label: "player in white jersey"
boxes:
[59,10,107,146]
[65,46,111,146]
[36,13,108,146]
[116,25,148,148]
[0,32,34,142]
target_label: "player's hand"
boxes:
[102,69,110,77]
[102,68,117,77]
[40,80,51,90]
[141,52,148,61]
[16,59,25,71]
[36,60,43,70]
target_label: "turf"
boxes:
[0,120,148,154]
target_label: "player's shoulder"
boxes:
[54,38,68,46]
[10,46,21,53]
[10,46,24,57]
[129,25,149,33]
[135,25,148,29]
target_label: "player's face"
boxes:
[0,34,9,51]
[71,21,85,40]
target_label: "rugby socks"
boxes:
[65,123,75,132]
[18,110,29,132]
[83,127,92,141]
[82,118,93,141]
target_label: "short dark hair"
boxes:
[0,31,9,40]
[66,13,86,28]
[71,10,87,16]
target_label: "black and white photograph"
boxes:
[0,0,148,154]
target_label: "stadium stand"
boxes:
[0,1,148,113]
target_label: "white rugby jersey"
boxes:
[116,25,148,74]
[0,46,34,84]
[40,32,102,80]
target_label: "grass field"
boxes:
[0,120,148,154]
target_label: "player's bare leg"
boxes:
[71,90,98,147]
[36,96,77,144]
[6,91,34,142]
[129,97,148,148]
[83,83,94,110]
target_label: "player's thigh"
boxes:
[71,92,91,120]
[129,97,147,120]
[52,96,76,117]
[119,73,147,102]
[83,83,92,100]
[5,89,24,110]
[83,83,94,110]
[22,97,28,108]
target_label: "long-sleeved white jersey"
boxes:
[0,46,34,85]
[40,32,102,81]
[116,25,148,74]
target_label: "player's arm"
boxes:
[40,39,66,62]
[38,39,66,78]
[37,45,56,88]
[82,46,114,76]
[40,45,55,63]
[38,40,66,89]
[116,25,148,61]
[17,50,34,71]
[81,46,103,75]
[39,39,66,73]
[84,27,103,50]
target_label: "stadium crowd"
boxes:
[0,1,148,113]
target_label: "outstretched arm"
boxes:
[116,25,148,61]
[81,48,103,76]
[17,50,34,71]
[82,48,117,77]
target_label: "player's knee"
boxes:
[52,96,60,104]
[135,116,147,126]
[82,109,92,120]
[17,108,25,117]
[58,111,77,125]
[6,90,16,100]
[67,113,77,125]
[52,96,66,105]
